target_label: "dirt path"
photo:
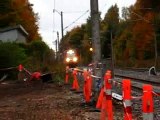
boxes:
[0,81,101,120]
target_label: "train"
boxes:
[64,49,78,68]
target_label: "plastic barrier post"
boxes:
[96,87,104,109]
[96,71,111,109]
[100,71,113,120]
[88,74,92,102]
[83,70,87,101]
[65,73,69,84]
[18,64,23,72]
[142,85,153,120]
[83,70,92,103]
[65,66,69,84]
[72,69,79,91]
[122,79,132,120]
[18,64,24,81]
[30,72,41,80]
[83,70,89,102]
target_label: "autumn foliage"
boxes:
[0,0,40,41]
[60,0,160,68]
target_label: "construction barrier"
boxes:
[17,65,160,119]
[122,79,132,120]
[99,71,113,120]
[18,64,23,72]
[30,72,41,80]
[71,69,79,91]
[1,64,160,119]
[96,87,104,109]
[83,69,92,103]
[65,66,69,84]
[18,64,53,82]
[65,67,160,120]
[142,85,153,120]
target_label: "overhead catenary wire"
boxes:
[54,2,109,34]
[53,0,56,35]
[63,10,90,31]
[63,11,89,14]
[100,3,108,12]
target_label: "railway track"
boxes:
[111,69,160,119]
[113,69,160,93]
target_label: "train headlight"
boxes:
[66,58,70,62]
[73,57,78,62]
[67,49,74,54]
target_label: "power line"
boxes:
[53,0,56,33]
[63,10,89,30]
[100,3,108,11]
[63,11,89,14]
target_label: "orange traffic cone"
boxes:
[83,71,92,103]
[100,96,107,120]
[96,87,105,109]
[83,70,88,101]
[65,73,69,84]
[65,66,69,84]
[100,70,113,120]
[72,69,79,91]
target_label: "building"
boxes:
[0,25,28,43]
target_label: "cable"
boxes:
[64,11,89,14]
[63,2,108,31]
[100,3,108,12]
[53,0,56,31]
[63,10,90,31]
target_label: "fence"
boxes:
[65,67,159,120]
[0,64,159,120]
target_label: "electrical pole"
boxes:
[53,9,64,42]
[110,31,115,76]
[61,11,64,41]
[57,31,59,50]
[57,31,59,60]
[55,40,57,59]
[90,0,102,101]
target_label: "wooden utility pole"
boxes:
[90,0,101,63]
[60,11,64,41]
[90,0,102,97]
[55,40,58,59]
[57,31,60,60]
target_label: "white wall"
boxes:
[0,29,26,43]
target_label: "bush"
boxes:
[0,42,27,68]
[0,42,27,79]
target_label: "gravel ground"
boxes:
[2,79,159,120]
[0,81,124,120]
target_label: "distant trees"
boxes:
[114,0,160,67]
[101,4,119,58]
[0,0,64,76]
[59,1,160,68]
[0,0,41,41]
[59,24,92,65]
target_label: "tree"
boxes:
[0,0,41,41]
[0,42,27,68]
[101,4,119,58]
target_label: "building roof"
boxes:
[0,25,29,36]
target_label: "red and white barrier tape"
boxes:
[152,91,160,96]
[0,66,17,71]
[132,96,142,100]
[23,67,32,75]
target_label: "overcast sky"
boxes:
[29,0,136,50]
